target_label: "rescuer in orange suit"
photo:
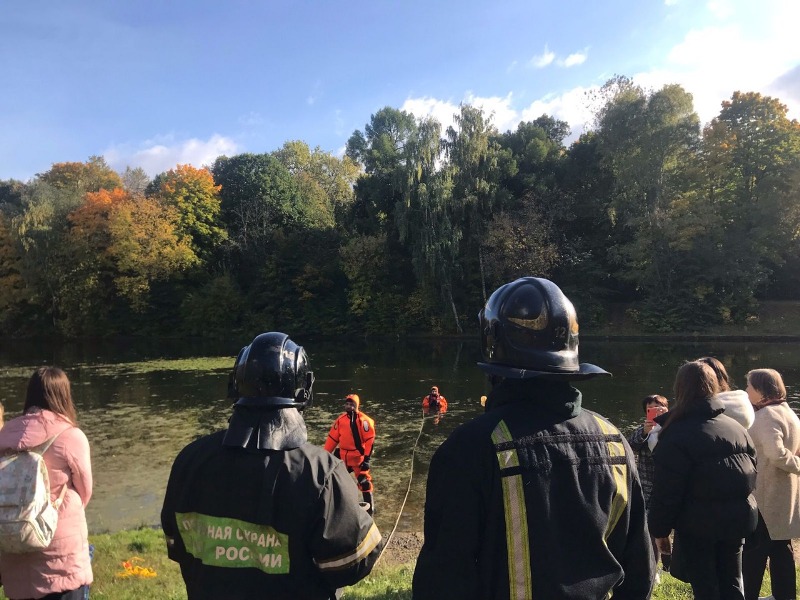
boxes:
[324,394,376,515]
[422,385,448,414]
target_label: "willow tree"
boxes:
[396,117,463,332]
[444,104,516,305]
[12,180,84,331]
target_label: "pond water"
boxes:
[1,337,799,536]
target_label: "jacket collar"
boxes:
[485,378,582,418]
[222,406,308,451]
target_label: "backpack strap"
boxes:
[31,428,72,509]
[30,427,73,455]
[53,480,68,509]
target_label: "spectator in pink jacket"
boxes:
[0,367,93,600]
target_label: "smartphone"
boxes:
[646,406,667,423]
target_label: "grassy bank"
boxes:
[0,527,792,599]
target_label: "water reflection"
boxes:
[1,338,799,534]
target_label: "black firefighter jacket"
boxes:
[648,398,758,541]
[161,408,382,600]
[412,379,654,600]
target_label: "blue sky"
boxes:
[2,0,798,181]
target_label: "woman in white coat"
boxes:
[742,368,800,600]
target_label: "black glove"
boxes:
[359,456,370,471]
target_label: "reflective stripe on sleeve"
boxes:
[591,414,629,543]
[315,523,382,572]
[492,420,533,600]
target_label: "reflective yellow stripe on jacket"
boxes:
[492,420,532,600]
[315,523,382,572]
[592,414,629,544]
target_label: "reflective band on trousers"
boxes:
[492,420,532,600]
[591,415,629,545]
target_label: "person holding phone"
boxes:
[628,394,669,579]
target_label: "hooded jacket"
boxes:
[648,397,757,541]
[0,408,93,599]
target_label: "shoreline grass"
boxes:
[0,527,792,599]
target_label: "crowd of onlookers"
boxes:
[629,358,800,600]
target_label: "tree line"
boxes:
[1,76,799,338]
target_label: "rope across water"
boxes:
[373,411,428,568]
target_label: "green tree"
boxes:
[212,153,303,250]
[701,91,800,313]
[345,107,418,235]
[594,78,703,326]
[273,141,359,230]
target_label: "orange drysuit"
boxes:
[324,394,375,507]
[422,386,448,413]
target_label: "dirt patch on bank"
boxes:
[378,532,424,568]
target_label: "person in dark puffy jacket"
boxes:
[648,360,758,600]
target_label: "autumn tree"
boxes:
[39,156,122,194]
[150,164,226,262]
[65,188,197,331]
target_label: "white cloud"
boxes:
[521,86,598,141]
[664,0,680,5]
[707,0,734,19]
[401,88,598,143]
[464,93,519,132]
[559,51,588,68]
[530,45,587,69]
[398,0,800,151]
[401,96,461,134]
[401,93,520,135]
[530,45,555,68]
[104,134,240,176]
[631,1,800,125]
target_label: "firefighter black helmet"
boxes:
[229,332,315,409]
[478,277,610,380]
